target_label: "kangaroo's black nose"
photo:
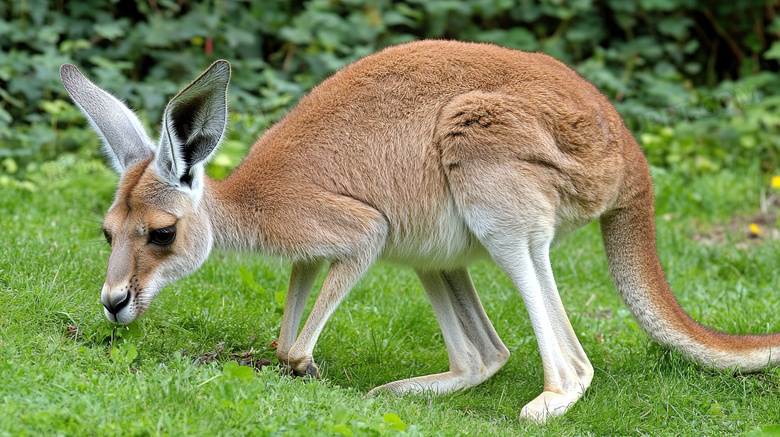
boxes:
[103,290,131,315]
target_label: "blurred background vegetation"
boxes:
[1,0,779,190]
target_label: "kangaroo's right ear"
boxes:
[154,60,230,204]
[59,64,154,173]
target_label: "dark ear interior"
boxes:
[168,92,222,181]
[158,59,230,188]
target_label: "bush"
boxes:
[1,0,778,186]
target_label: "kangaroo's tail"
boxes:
[599,156,780,372]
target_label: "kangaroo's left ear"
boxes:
[155,60,231,204]
[59,64,155,173]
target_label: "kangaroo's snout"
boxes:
[101,283,136,324]
[102,289,130,316]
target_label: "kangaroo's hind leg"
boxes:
[455,178,593,422]
[368,267,510,395]
[490,229,593,422]
[437,91,595,422]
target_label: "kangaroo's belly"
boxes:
[379,196,489,271]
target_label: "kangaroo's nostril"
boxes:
[103,290,131,315]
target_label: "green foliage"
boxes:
[745,424,780,437]
[221,361,255,381]
[639,73,780,174]
[239,265,269,297]
[109,341,139,366]
[0,0,778,186]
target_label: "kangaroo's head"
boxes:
[60,60,231,324]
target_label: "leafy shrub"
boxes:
[1,0,778,186]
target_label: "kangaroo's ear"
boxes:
[59,64,154,173]
[155,60,231,203]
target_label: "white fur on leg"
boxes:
[368,268,510,396]
[463,205,593,422]
[519,390,584,423]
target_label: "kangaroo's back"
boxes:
[222,40,633,265]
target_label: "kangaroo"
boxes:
[60,40,780,422]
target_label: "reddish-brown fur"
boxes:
[62,40,780,422]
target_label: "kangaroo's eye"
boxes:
[149,226,176,246]
[103,229,113,245]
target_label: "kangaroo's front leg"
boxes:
[277,259,324,367]
[286,257,375,377]
[283,189,388,378]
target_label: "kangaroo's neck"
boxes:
[202,174,268,252]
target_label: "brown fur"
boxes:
[64,40,780,423]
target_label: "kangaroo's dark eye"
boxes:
[149,226,176,246]
[103,229,113,245]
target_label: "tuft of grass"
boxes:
[1,163,779,435]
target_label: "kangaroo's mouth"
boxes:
[103,298,138,324]
[100,279,157,324]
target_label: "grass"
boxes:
[1,161,779,436]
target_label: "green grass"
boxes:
[1,163,779,436]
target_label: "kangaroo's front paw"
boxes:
[288,356,321,379]
[293,362,320,379]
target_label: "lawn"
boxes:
[1,161,779,436]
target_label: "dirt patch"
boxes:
[65,324,79,339]
[691,212,778,247]
[586,309,614,320]
[186,343,274,371]
[689,192,779,248]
